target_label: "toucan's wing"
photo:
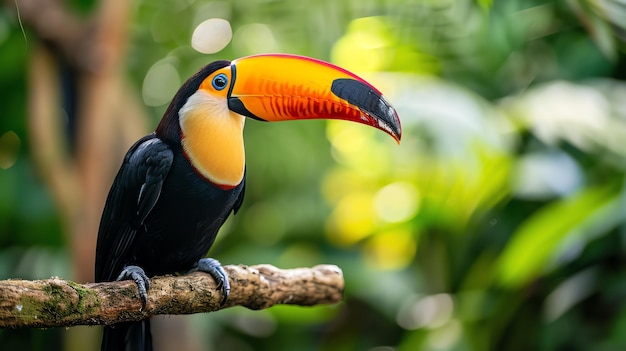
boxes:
[95,134,174,282]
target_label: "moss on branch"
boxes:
[0,264,344,328]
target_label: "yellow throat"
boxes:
[179,90,245,188]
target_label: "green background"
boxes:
[2,0,626,350]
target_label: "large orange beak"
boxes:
[225,54,401,142]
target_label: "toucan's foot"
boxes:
[190,258,230,305]
[117,265,150,309]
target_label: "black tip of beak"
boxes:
[331,78,402,141]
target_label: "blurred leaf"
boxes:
[574,0,626,57]
[496,183,620,287]
[570,0,617,60]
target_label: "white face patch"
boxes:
[178,89,246,187]
[179,90,230,124]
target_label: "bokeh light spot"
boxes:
[427,319,462,350]
[327,120,372,158]
[326,192,375,246]
[191,18,233,54]
[396,294,454,330]
[321,168,362,204]
[364,229,416,270]
[232,23,278,56]
[326,120,393,175]
[331,17,392,72]
[142,60,181,107]
[374,182,420,223]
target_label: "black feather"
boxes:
[96,61,245,351]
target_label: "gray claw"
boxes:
[190,258,230,305]
[117,264,150,309]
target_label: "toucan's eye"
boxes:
[212,73,228,90]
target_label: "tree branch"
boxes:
[0,264,344,329]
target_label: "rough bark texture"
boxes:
[0,264,344,329]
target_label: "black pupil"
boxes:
[214,76,226,88]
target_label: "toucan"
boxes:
[95,53,401,351]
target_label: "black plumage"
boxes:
[95,61,243,351]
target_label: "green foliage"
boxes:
[3,0,626,350]
[496,183,620,287]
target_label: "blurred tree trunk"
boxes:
[5,0,192,350]
[19,0,141,285]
